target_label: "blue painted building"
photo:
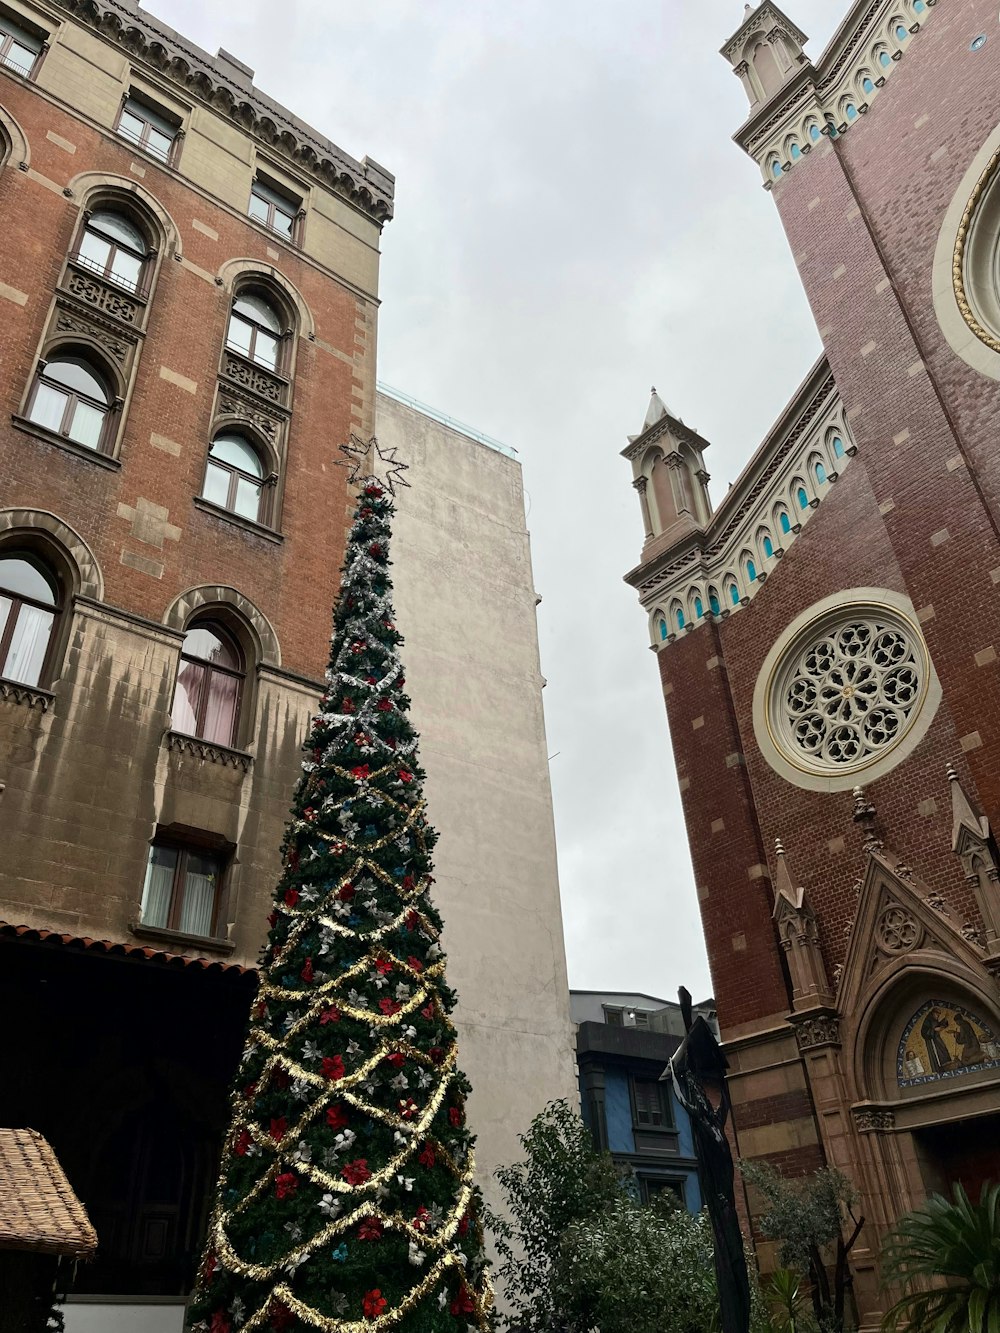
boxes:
[570,990,717,1213]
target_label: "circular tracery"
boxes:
[772,612,926,774]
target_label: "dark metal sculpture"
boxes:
[667,987,751,1333]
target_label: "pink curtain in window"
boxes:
[172,660,205,735]
[203,671,238,746]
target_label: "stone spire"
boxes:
[947,764,1000,957]
[720,2,810,110]
[772,838,834,1011]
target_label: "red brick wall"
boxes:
[0,70,370,679]
[661,0,1000,1033]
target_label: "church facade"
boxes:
[624,0,1000,1320]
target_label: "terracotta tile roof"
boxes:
[0,921,256,978]
[0,1129,97,1257]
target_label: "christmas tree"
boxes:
[188,438,493,1333]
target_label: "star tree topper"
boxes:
[338,433,410,496]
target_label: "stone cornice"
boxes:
[52,0,394,223]
[621,411,713,464]
[720,2,809,63]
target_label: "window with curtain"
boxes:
[202,434,267,524]
[226,291,284,371]
[27,354,113,452]
[248,176,299,239]
[0,554,58,687]
[116,94,178,163]
[139,841,223,938]
[76,210,149,293]
[171,622,244,748]
[0,12,43,76]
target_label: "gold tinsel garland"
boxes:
[201,762,493,1332]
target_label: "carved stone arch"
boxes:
[66,172,180,256]
[216,258,315,341]
[789,474,811,512]
[0,100,29,169]
[755,523,774,560]
[685,584,704,622]
[39,332,128,402]
[807,448,830,486]
[164,586,280,666]
[649,606,668,644]
[848,952,1000,1105]
[0,508,103,599]
[668,597,686,631]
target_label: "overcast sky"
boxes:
[151,0,845,1003]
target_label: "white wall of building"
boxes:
[377,390,576,1220]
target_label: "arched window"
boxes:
[747,559,757,583]
[779,511,792,534]
[862,76,874,95]
[913,1,925,11]
[694,596,704,619]
[763,536,774,558]
[657,617,667,642]
[833,435,846,458]
[203,434,267,524]
[790,143,801,161]
[797,487,809,510]
[815,461,827,484]
[771,159,782,180]
[879,50,892,67]
[226,290,284,371]
[675,607,685,631]
[77,210,149,293]
[846,103,858,121]
[729,583,740,606]
[171,622,244,747]
[895,24,908,41]
[27,354,113,452]
[709,590,721,616]
[809,124,822,142]
[0,554,58,687]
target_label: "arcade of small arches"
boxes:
[647,425,854,644]
[758,0,932,185]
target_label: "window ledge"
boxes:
[0,677,54,711]
[130,921,236,955]
[11,416,121,469]
[166,729,254,771]
[193,495,283,544]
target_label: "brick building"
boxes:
[0,3,573,1329]
[623,0,1000,1322]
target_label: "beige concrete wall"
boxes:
[377,390,577,1217]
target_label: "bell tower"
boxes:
[623,388,713,556]
[721,3,809,111]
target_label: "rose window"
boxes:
[772,613,926,774]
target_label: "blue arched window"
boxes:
[779,512,792,535]
[790,144,801,161]
[694,596,704,619]
[675,608,685,630]
[763,536,774,558]
[747,560,757,583]
[862,76,874,94]
[896,24,908,41]
[913,0,925,10]
[846,103,858,121]
[658,618,667,641]
[879,50,892,67]
[771,160,782,179]
[729,584,739,606]
[809,124,821,142]
[815,461,827,484]
[833,436,845,458]
[797,487,808,510]
[709,592,720,616]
